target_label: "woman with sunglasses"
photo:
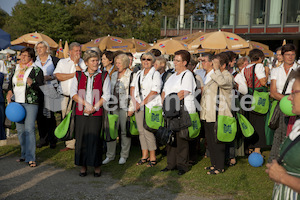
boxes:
[266,67,300,199]
[6,47,44,167]
[128,52,162,167]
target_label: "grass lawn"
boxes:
[0,137,274,200]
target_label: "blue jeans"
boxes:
[16,103,38,162]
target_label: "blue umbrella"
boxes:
[0,29,11,50]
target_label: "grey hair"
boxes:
[69,42,81,51]
[141,52,156,63]
[83,50,99,62]
[155,56,166,66]
[114,54,130,69]
[34,41,50,54]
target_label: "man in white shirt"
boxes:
[53,42,86,152]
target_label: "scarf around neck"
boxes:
[16,61,33,86]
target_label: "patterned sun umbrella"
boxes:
[11,32,58,49]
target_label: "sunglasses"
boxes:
[142,58,152,61]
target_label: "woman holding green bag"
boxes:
[200,53,233,175]
[268,44,299,163]
[70,50,111,177]
[241,49,269,155]
[128,52,162,167]
[102,54,133,165]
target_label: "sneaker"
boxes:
[118,157,126,165]
[102,157,113,165]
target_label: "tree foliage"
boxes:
[2,0,216,44]
[0,8,9,28]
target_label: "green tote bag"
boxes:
[188,112,201,139]
[216,115,237,142]
[251,90,269,114]
[143,106,164,133]
[236,113,254,137]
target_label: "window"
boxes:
[252,0,266,25]
[237,0,251,25]
[222,0,236,26]
[269,0,282,25]
[286,0,300,24]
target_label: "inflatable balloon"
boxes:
[248,152,264,167]
[5,102,26,122]
[279,96,296,116]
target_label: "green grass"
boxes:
[1,138,274,200]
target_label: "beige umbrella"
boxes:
[81,35,134,52]
[188,30,249,50]
[55,39,64,58]
[173,31,205,44]
[219,41,273,57]
[11,32,58,49]
[63,41,69,58]
[146,38,189,55]
[125,37,151,53]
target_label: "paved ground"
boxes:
[0,155,216,200]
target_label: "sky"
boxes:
[0,0,25,15]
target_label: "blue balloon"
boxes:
[5,102,26,122]
[248,152,264,167]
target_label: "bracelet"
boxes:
[94,106,98,110]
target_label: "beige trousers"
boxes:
[135,110,157,151]
[106,109,131,159]
[61,96,75,149]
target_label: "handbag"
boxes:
[101,71,119,142]
[214,87,237,143]
[156,118,176,147]
[125,72,139,137]
[178,112,201,141]
[102,109,119,142]
[54,72,82,141]
[236,113,254,137]
[136,71,163,133]
[250,64,269,114]
[126,115,139,137]
[54,101,75,141]
[143,105,164,133]
[268,69,295,130]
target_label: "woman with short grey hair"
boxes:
[102,54,133,165]
[35,40,60,149]
[70,50,111,177]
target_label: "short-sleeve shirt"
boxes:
[131,67,162,108]
[163,69,196,113]
[53,57,86,96]
[270,62,299,94]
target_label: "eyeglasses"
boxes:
[284,53,296,57]
[20,54,31,58]
[291,90,300,97]
[142,58,152,61]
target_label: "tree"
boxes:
[0,8,9,28]
[4,0,74,42]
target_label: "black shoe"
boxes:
[160,167,170,172]
[50,143,56,149]
[79,172,87,177]
[178,170,186,176]
[94,171,102,177]
[37,143,48,148]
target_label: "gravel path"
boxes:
[0,155,216,200]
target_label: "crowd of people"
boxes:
[0,41,300,199]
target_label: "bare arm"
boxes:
[270,80,284,100]
[55,73,75,82]
[140,91,158,107]
[177,90,190,101]
[266,160,300,193]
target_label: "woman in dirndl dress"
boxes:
[266,68,300,199]
[70,50,111,177]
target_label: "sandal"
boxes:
[207,169,224,175]
[204,166,215,170]
[28,161,37,167]
[136,157,149,166]
[16,158,25,162]
[147,160,157,167]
